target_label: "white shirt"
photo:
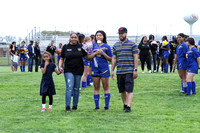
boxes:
[13,55,19,63]
[32,45,35,54]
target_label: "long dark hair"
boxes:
[186,37,195,45]
[140,36,147,44]
[162,36,168,42]
[95,30,107,43]
[79,34,85,44]
[149,34,155,40]
[41,51,53,63]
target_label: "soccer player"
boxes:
[111,27,138,113]
[161,36,170,73]
[185,38,200,95]
[174,33,188,93]
[91,30,112,110]
[19,41,28,72]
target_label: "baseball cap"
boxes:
[118,27,127,34]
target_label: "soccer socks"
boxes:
[23,66,25,72]
[104,93,110,109]
[89,75,93,84]
[164,64,168,73]
[20,66,23,72]
[82,81,87,88]
[87,75,90,86]
[192,82,196,94]
[94,94,100,109]
[157,66,159,72]
[183,82,187,93]
[187,82,192,95]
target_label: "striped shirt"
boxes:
[113,39,138,74]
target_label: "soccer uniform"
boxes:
[186,47,200,74]
[91,43,113,77]
[113,39,138,93]
[19,46,28,61]
[176,42,188,70]
[56,48,62,62]
[162,42,170,59]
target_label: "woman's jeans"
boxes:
[64,72,81,107]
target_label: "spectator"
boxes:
[34,41,41,72]
[46,41,56,63]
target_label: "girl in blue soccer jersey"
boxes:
[174,33,188,93]
[161,36,170,73]
[40,51,61,112]
[185,38,200,95]
[19,41,28,72]
[92,30,113,110]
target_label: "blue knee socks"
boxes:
[87,75,90,86]
[187,82,192,95]
[94,94,100,108]
[23,66,25,72]
[82,81,87,88]
[192,82,196,94]
[164,64,168,73]
[20,66,23,72]
[104,93,110,109]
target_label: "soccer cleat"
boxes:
[72,106,77,110]
[41,108,46,112]
[66,106,71,112]
[47,108,52,111]
[104,107,109,110]
[95,107,100,110]
[125,106,131,113]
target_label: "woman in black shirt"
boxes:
[9,41,18,72]
[59,33,97,112]
[138,36,152,73]
[34,42,41,72]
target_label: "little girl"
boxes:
[40,51,61,112]
[13,51,19,72]
[185,38,200,96]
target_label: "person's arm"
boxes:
[97,49,112,62]
[149,50,153,58]
[197,57,200,68]
[111,55,117,80]
[41,61,49,74]
[133,53,138,79]
[84,52,96,60]
[162,47,170,50]
[59,57,64,73]
[54,67,61,75]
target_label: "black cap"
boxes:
[118,27,127,34]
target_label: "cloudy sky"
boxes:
[1,0,200,38]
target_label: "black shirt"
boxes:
[169,41,176,55]
[9,45,18,55]
[46,45,56,56]
[148,40,158,55]
[138,43,150,56]
[34,46,41,58]
[61,43,87,75]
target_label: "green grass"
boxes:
[0,66,200,133]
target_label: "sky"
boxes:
[1,0,200,39]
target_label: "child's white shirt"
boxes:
[13,55,19,63]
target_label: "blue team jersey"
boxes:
[198,40,200,53]
[176,42,188,70]
[19,46,28,56]
[186,47,200,74]
[92,43,112,67]
[162,43,170,59]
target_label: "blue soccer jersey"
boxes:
[19,46,28,61]
[91,43,113,77]
[162,43,170,59]
[186,47,200,74]
[176,42,188,70]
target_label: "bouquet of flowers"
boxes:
[20,48,29,59]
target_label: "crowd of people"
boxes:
[8,27,200,113]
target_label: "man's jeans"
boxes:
[28,57,34,72]
[64,72,81,107]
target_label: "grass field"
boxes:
[0,66,200,133]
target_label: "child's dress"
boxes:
[40,62,56,95]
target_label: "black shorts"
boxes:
[117,73,134,93]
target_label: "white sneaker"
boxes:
[161,71,163,73]
[148,70,152,73]
[142,71,144,74]
[154,70,157,73]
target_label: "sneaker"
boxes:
[153,70,157,73]
[125,106,131,113]
[66,106,71,112]
[72,106,77,110]
[161,71,163,73]
[47,108,52,111]
[41,108,46,112]
[142,71,144,74]
[123,104,127,111]
[104,107,109,110]
[148,70,152,73]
